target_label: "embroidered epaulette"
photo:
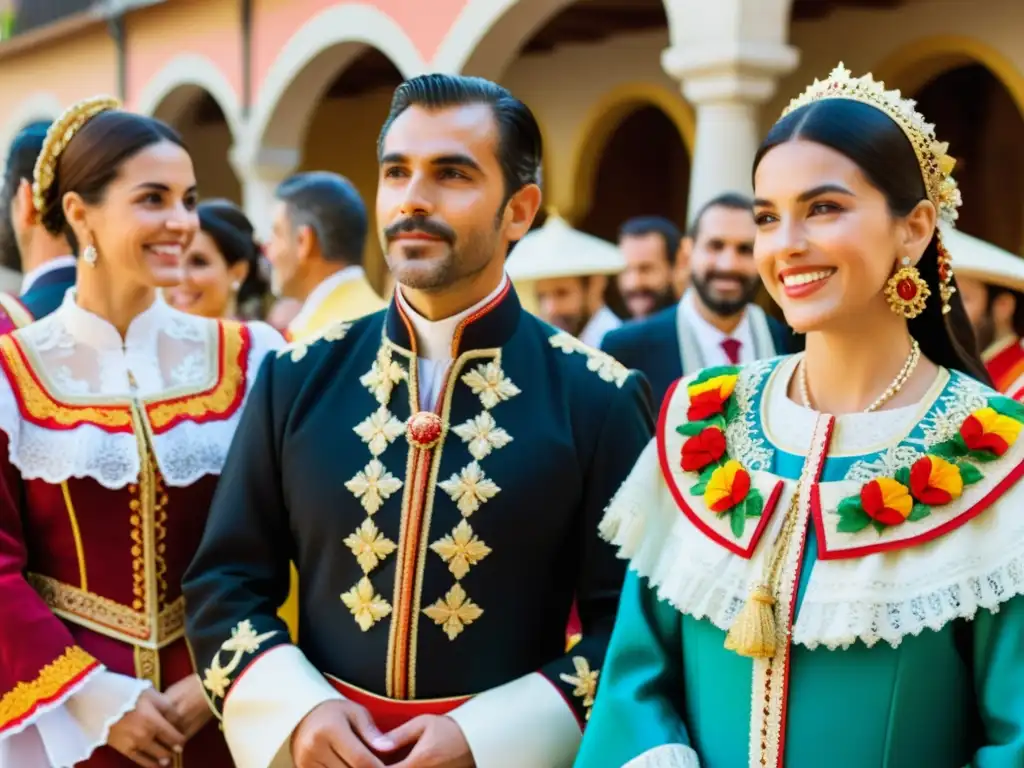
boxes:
[278,321,351,363]
[548,332,629,388]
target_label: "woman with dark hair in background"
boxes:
[576,65,1024,768]
[168,198,270,320]
[0,97,281,767]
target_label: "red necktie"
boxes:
[721,338,742,364]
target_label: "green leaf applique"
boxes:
[957,461,984,485]
[907,502,931,522]
[836,495,872,534]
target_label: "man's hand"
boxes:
[292,699,393,768]
[384,715,474,767]
[106,688,187,768]
[163,674,214,740]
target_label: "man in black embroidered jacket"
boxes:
[183,74,653,768]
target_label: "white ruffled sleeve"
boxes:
[0,670,150,768]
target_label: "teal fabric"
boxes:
[575,362,1024,767]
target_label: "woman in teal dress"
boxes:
[575,63,1024,768]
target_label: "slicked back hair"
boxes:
[688,192,754,240]
[378,74,543,203]
[0,121,51,270]
[275,171,367,266]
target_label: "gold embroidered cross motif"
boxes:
[278,321,351,363]
[341,577,393,631]
[202,620,278,701]
[360,346,407,405]
[354,407,406,457]
[345,459,404,515]
[430,520,492,579]
[423,583,484,640]
[344,519,398,574]
[549,333,629,388]
[438,462,500,516]
[462,361,521,409]
[559,656,599,720]
[452,411,513,461]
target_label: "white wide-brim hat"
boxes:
[943,223,1024,293]
[508,212,625,282]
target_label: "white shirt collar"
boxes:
[21,255,76,295]
[397,273,509,361]
[56,288,172,352]
[680,289,755,364]
[290,265,366,333]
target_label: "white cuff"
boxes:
[0,669,150,768]
[624,745,701,768]
[222,645,342,768]
[447,672,581,768]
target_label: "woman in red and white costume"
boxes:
[0,97,282,767]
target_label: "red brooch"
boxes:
[407,411,444,449]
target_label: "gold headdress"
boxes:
[781,63,960,312]
[32,95,121,216]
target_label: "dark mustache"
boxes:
[384,216,455,244]
[705,271,753,284]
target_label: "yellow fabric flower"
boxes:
[703,459,750,513]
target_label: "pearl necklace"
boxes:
[799,340,921,413]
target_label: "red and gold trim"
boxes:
[0,645,99,734]
[0,320,250,434]
[327,676,470,733]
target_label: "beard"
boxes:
[691,271,761,317]
[622,285,675,318]
[549,310,591,337]
[384,214,498,292]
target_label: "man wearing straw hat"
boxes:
[944,225,1024,400]
[507,212,623,347]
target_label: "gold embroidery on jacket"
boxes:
[279,320,350,363]
[559,656,599,720]
[461,360,520,409]
[202,620,278,701]
[430,520,491,579]
[341,578,394,631]
[549,332,629,387]
[437,462,500,516]
[422,583,484,640]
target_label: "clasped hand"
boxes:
[106,674,213,768]
[292,700,474,768]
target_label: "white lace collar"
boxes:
[57,289,170,355]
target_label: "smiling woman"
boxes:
[0,98,282,767]
[578,64,1024,768]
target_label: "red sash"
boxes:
[326,677,471,731]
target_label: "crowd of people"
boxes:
[0,62,1023,768]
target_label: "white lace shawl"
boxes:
[601,357,1024,650]
[0,295,282,489]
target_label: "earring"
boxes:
[82,244,98,267]
[885,257,930,319]
[935,232,956,315]
[231,280,242,292]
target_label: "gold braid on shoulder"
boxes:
[32,95,121,217]
[781,63,962,311]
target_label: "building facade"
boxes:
[1,0,1023,292]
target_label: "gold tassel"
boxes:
[724,584,777,658]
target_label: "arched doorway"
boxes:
[299,48,404,291]
[153,87,241,204]
[575,103,690,242]
[911,64,1024,254]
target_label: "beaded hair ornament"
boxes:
[32,95,121,217]
[781,63,962,313]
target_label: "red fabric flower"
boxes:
[960,408,1021,457]
[681,427,727,472]
[909,455,963,506]
[859,477,913,526]
[687,389,727,422]
[704,460,751,513]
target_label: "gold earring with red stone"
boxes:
[885,256,930,319]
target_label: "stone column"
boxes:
[229,145,301,240]
[661,0,799,223]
